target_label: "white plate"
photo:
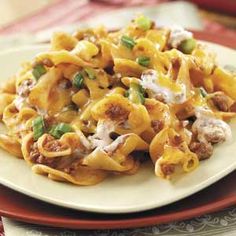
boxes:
[0,43,236,214]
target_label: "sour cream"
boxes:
[104,134,128,154]
[140,70,187,104]
[168,26,193,48]
[192,107,232,144]
[14,96,26,111]
[88,120,115,149]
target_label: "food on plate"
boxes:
[0,16,235,185]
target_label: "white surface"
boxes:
[0,43,235,214]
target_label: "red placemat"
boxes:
[0,0,235,39]
[189,0,236,15]
[0,0,167,35]
[0,1,235,235]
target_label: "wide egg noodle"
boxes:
[83,133,148,172]
[32,164,108,186]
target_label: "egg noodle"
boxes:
[0,16,235,185]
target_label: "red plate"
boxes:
[0,171,235,229]
[0,32,236,230]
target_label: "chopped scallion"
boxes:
[33,116,45,141]
[32,64,47,80]
[135,16,151,31]
[49,123,73,139]
[128,82,145,104]
[121,35,136,50]
[199,87,207,97]
[73,72,84,89]
[124,90,129,97]
[178,38,196,54]
[136,56,150,67]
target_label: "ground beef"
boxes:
[42,58,54,67]
[105,104,129,120]
[176,105,195,120]
[172,135,183,146]
[154,93,166,103]
[192,114,230,144]
[151,120,164,133]
[211,92,231,112]
[161,163,175,176]
[171,58,181,70]
[30,143,42,161]
[145,103,155,111]
[230,102,236,112]
[9,105,18,114]
[29,142,56,167]
[203,126,226,144]
[43,135,69,152]
[190,141,213,160]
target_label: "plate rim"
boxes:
[0,172,236,229]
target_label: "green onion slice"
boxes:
[199,87,207,98]
[32,64,47,80]
[33,116,45,141]
[49,123,73,139]
[121,35,136,50]
[124,90,129,97]
[73,72,84,89]
[84,68,96,80]
[136,56,150,67]
[178,38,196,54]
[135,16,151,31]
[128,82,145,104]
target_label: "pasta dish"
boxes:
[0,16,235,185]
